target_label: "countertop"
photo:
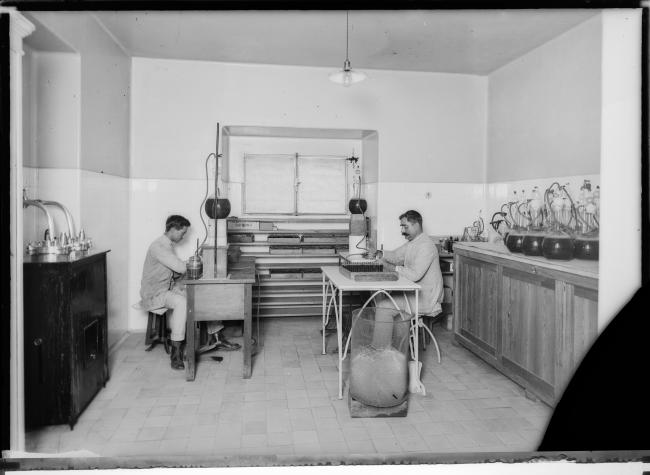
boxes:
[453,241,598,280]
[23,249,110,264]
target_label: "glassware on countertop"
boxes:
[521,186,546,256]
[572,180,599,260]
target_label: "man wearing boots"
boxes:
[140,215,240,370]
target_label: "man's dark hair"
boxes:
[166,215,190,232]
[399,210,423,227]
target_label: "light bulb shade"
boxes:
[329,67,367,86]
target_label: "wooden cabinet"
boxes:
[453,243,598,406]
[501,267,557,402]
[438,253,455,329]
[23,251,109,429]
[555,281,598,396]
[455,255,499,361]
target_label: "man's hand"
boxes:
[381,259,395,272]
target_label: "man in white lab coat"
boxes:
[140,215,239,370]
[372,210,444,348]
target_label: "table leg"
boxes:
[185,285,196,381]
[414,289,419,372]
[243,283,252,379]
[337,288,343,400]
[322,274,327,355]
[323,282,336,354]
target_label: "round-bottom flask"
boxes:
[522,231,545,256]
[541,233,574,260]
[573,234,599,260]
[505,230,525,253]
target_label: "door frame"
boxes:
[1,7,34,453]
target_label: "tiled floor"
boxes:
[25,317,552,457]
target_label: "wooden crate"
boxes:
[227,220,259,231]
[268,235,301,244]
[303,234,341,244]
[348,392,408,418]
[303,246,335,255]
[339,267,398,281]
[228,233,254,243]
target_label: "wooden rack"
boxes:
[227,216,358,317]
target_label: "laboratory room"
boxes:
[6,8,641,461]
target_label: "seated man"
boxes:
[372,210,444,348]
[140,214,240,370]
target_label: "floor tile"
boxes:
[372,437,402,453]
[25,318,549,457]
[292,430,319,445]
[137,427,166,442]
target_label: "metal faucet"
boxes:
[23,199,56,238]
[36,200,76,237]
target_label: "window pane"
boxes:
[244,154,295,214]
[297,157,347,214]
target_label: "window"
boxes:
[243,154,348,215]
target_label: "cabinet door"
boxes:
[501,266,557,403]
[454,255,499,359]
[71,257,108,423]
[556,282,598,398]
[23,264,71,429]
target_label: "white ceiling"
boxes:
[38,10,601,75]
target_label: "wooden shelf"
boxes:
[256,280,323,286]
[228,229,349,235]
[229,216,351,318]
[230,241,347,246]
[242,253,341,258]
[229,216,350,223]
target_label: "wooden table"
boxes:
[182,257,256,381]
[320,266,421,399]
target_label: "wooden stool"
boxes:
[144,308,170,354]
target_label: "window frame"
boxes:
[242,153,350,216]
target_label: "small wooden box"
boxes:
[227,220,259,231]
[348,391,408,418]
[302,270,323,280]
[303,246,335,255]
[339,267,399,281]
[268,234,301,244]
[303,234,338,244]
[228,233,254,243]
[269,271,302,280]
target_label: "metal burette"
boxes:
[214,123,220,277]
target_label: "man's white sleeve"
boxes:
[396,244,434,282]
[383,242,407,266]
[151,241,187,274]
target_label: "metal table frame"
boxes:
[320,266,420,399]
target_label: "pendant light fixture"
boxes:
[329,11,367,86]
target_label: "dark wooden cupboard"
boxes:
[23,250,110,430]
[453,243,598,406]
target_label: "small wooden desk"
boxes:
[182,257,256,381]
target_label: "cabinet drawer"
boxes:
[190,284,247,320]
